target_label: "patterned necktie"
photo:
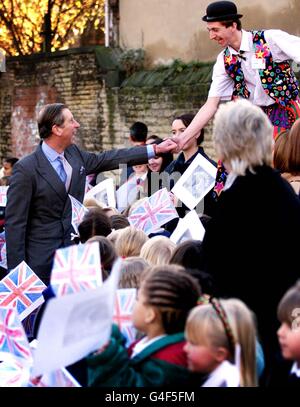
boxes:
[224,48,251,99]
[237,50,246,61]
[57,156,67,185]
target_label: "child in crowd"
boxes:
[107,228,122,247]
[116,164,150,212]
[276,280,300,386]
[110,214,130,230]
[78,207,112,243]
[184,298,258,387]
[169,239,213,296]
[83,197,103,209]
[87,265,201,387]
[87,236,117,280]
[114,226,148,258]
[140,236,175,266]
[118,257,149,289]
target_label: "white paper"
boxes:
[32,258,122,376]
[116,179,138,212]
[171,154,217,210]
[84,178,116,208]
[170,210,205,244]
[0,186,8,207]
[0,359,30,387]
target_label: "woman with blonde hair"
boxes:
[201,99,300,383]
[114,226,148,258]
[140,236,175,266]
[184,298,258,387]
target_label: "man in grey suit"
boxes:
[5,103,176,284]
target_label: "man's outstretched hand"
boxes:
[170,134,186,152]
[155,138,178,154]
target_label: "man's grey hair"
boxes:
[213,99,273,176]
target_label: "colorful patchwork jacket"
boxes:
[223,30,299,107]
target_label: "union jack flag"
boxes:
[128,188,178,235]
[0,186,8,207]
[69,194,89,234]
[0,307,32,365]
[0,358,30,387]
[29,368,81,387]
[0,231,6,269]
[0,261,46,321]
[51,241,102,297]
[113,288,137,347]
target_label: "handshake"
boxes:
[153,134,186,155]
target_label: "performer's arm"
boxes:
[172,96,220,150]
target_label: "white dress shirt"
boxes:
[208,29,300,106]
[290,362,300,378]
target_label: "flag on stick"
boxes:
[51,241,102,297]
[128,188,178,235]
[0,262,46,320]
[113,288,137,347]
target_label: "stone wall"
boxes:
[109,85,214,157]
[0,47,215,166]
[0,48,108,160]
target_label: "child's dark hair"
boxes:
[277,280,300,326]
[3,157,19,167]
[87,235,117,277]
[141,265,201,334]
[169,239,213,294]
[174,114,204,146]
[170,239,205,270]
[78,207,112,243]
[110,214,130,230]
[130,121,148,142]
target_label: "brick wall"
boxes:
[0,47,214,167]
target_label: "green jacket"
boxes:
[87,325,196,387]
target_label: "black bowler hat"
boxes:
[202,1,243,22]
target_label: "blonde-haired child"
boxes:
[118,256,150,289]
[184,298,257,387]
[276,280,300,385]
[87,265,201,387]
[140,236,175,266]
[114,226,148,258]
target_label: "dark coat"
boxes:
[87,325,201,387]
[5,143,149,283]
[201,165,300,378]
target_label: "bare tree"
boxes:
[0,0,105,56]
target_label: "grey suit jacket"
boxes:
[5,143,148,283]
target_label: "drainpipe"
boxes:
[105,0,109,47]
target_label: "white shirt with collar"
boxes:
[208,29,300,106]
[290,362,300,378]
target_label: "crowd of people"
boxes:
[1,0,300,389]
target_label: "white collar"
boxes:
[130,335,166,358]
[291,362,300,377]
[228,30,251,55]
[223,172,237,191]
[202,360,240,387]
